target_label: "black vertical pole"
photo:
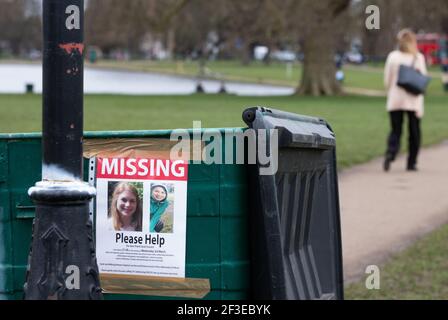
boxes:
[24,0,102,300]
[42,0,84,178]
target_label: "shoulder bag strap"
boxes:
[412,54,418,69]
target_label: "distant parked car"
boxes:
[344,50,364,64]
[28,49,41,60]
[254,46,269,61]
[270,50,297,62]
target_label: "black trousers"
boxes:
[386,110,421,168]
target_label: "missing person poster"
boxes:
[95,157,188,278]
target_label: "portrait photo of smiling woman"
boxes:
[108,181,143,232]
[149,183,175,234]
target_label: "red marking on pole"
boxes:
[59,43,84,55]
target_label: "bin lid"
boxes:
[243,107,335,149]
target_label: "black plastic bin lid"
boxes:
[243,107,344,300]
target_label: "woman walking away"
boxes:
[383,29,428,172]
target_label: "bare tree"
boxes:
[86,0,189,58]
[282,0,351,96]
[215,0,287,65]
[0,0,41,56]
[360,0,448,59]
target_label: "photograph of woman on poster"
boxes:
[150,183,174,233]
[109,182,143,232]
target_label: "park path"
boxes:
[339,140,448,283]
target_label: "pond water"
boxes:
[0,64,295,96]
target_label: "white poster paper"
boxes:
[95,157,188,278]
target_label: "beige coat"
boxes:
[384,50,428,118]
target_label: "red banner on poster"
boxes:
[96,157,188,181]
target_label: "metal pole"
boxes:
[24,0,102,300]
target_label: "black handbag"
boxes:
[397,56,431,95]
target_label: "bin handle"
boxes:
[16,205,36,210]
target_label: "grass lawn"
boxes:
[3,58,447,96]
[91,59,448,96]
[4,58,447,95]
[1,93,448,169]
[90,59,302,87]
[345,223,448,300]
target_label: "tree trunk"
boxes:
[240,42,252,66]
[166,27,175,59]
[297,30,342,96]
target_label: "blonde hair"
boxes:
[110,182,142,231]
[397,29,418,55]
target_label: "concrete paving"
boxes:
[339,141,448,283]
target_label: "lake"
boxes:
[0,63,294,96]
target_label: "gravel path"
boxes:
[339,141,448,283]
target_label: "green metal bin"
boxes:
[1,107,344,300]
[0,129,250,300]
